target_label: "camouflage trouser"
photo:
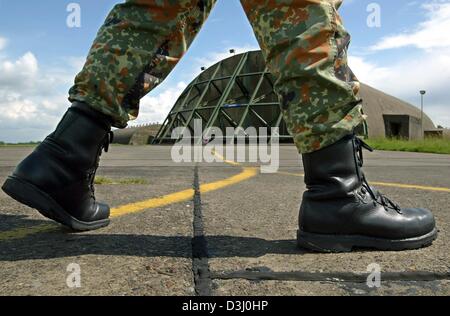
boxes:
[69,0,364,154]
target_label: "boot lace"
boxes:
[355,137,402,214]
[87,131,114,200]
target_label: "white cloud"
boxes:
[0,44,261,141]
[130,82,188,126]
[0,92,68,142]
[0,37,7,50]
[66,56,86,72]
[0,52,38,89]
[0,52,76,143]
[350,49,450,128]
[352,1,450,128]
[371,1,450,51]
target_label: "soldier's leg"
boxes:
[241,0,437,252]
[2,0,217,231]
[70,0,217,128]
[241,0,363,154]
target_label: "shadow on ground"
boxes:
[0,214,302,261]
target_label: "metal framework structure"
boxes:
[117,48,437,144]
[153,50,292,144]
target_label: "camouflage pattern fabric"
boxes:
[69,0,365,154]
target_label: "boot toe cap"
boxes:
[401,207,436,238]
[77,201,110,222]
[92,202,110,221]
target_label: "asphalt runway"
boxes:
[0,145,449,296]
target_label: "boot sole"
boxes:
[297,228,438,253]
[2,176,110,232]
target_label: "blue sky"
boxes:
[0,0,449,142]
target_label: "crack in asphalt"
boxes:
[187,162,448,293]
[211,270,450,283]
[191,166,213,296]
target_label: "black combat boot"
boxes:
[2,102,114,231]
[297,134,437,252]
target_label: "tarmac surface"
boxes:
[0,144,449,296]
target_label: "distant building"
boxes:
[113,124,161,145]
[359,83,436,139]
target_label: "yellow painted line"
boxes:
[111,167,258,218]
[370,181,450,193]
[0,166,257,242]
[277,171,304,177]
[211,150,242,166]
[201,167,258,192]
[212,149,449,193]
[0,224,56,241]
[277,171,450,193]
[111,189,194,218]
